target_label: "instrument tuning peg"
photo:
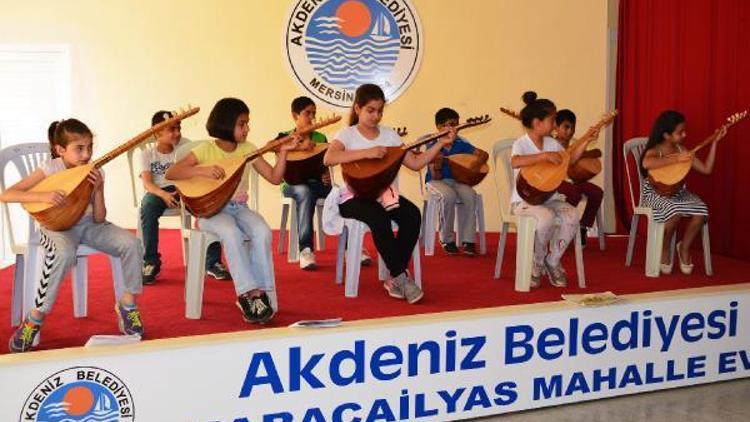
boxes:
[484,114,490,120]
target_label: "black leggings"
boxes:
[339,196,421,278]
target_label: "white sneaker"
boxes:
[299,247,317,270]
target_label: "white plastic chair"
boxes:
[623,137,712,277]
[491,138,586,291]
[277,170,329,262]
[334,218,422,298]
[126,136,191,264]
[0,143,126,326]
[419,169,487,256]
[174,140,272,319]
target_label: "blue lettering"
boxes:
[333,403,361,422]
[719,351,737,374]
[463,385,492,411]
[366,398,396,422]
[437,388,465,413]
[370,345,403,380]
[302,408,326,422]
[263,414,292,422]
[706,310,727,339]
[415,393,439,417]
[581,323,608,354]
[493,381,518,405]
[618,364,643,388]
[729,301,738,337]
[565,372,591,396]
[239,352,283,397]
[687,355,706,378]
[592,367,617,391]
[407,341,440,376]
[681,313,705,342]
[290,347,324,391]
[612,312,639,351]
[330,340,365,386]
[645,362,664,384]
[460,336,486,370]
[655,315,679,352]
[538,328,565,360]
[533,375,562,400]
[505,325,534,364]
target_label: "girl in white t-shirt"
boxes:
[0,119,145,352]
[510,91,592,288]
[324,84,454,304]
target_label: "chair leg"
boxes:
[423,198,437,256]
[278,203,289,254]
[72,257,88,318]
[477,196,487,255]
[344,224,364,298]
[185,231,209,319]
[412,244,422,288]
[515,216,537,292]
[494,223,509,279]
[702,223,713,276]
[574,229,586,288]
[316,203,325,251]
[11,254,25,327]
[625,214,639,266]
[645,218,665,278]
[335,227,347,285]
[109,257,126,304]
[377,254,388,281]
[596,208,606,251]
[21,241,41,323]
[288,203,300,263]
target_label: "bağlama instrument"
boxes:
[342,115,491,200]
[174,115,341,218]
[515,111,617,205]
[648,110,747,196]
[445,152,490,186]
[23,106,200,231]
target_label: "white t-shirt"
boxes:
[334,125,403,201]
[138,145,176,188]
[39,158,104,217]
[510,134,563,203]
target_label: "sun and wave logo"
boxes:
[285,0,422,108]
[20,367,134,422]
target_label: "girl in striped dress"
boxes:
[640,110,727,275]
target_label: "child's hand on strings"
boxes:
[201,165,225,180]
[39,190,66,207]
[280,134,303,152]
[544,151,563,164]
[365,146,387,159]
[87,169,104,191]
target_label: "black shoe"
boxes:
[441,241,459,255]
[142,263,160,285]
[207,262,230,280]
[236,291,275,324]
[462,242,477,256]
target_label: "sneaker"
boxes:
[115,303,144,336]
[441,241,459,255]
[142,263,159,285]
[383,278,405,299]
[461,242,477,256]
[236,291,275,324]
[9,315,41,353]
[299,247,317,270]
[207,262,230,280]
[544,261,568,288]
[530,261,544,288]
[395,272,424,304]
[360,249,372,266]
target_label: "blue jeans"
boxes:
[140,186,221,269]
[282,180,331,251]
[198,202,275,295]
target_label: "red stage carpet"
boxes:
[1,230,748,354]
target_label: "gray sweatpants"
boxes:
[427,179,477,244]
[34,218,143,314]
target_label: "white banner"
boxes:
[1,285,749,421]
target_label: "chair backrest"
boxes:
[491,138,517,220]
[127,136,191,208]
[0,143,50,253]
[623,137,648,208]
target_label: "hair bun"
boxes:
[522,91,538,105]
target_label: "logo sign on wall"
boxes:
[284,0,423,109]
[20,366,134,421]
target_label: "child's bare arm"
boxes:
[0,168,65,205]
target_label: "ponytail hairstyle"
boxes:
[639,110,685,176]
[206,97,250,143]
[519,91,556,129]
[47,119,93,158]
[349,84,386,126]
